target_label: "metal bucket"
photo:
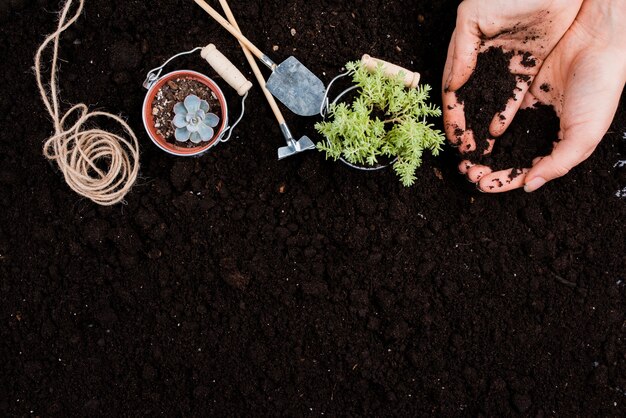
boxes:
[320,72,398,171]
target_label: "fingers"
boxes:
[468,164,492,182]
[448,49,541,189]
[489,75,534,137]
[447,49,542,147]
[459,160,473,175]
[461,164,530,193]
[478,169,530,193]
[443,86,481,153]
[443,31,466,147]
[443,90,466,146]
[488,53,542,137]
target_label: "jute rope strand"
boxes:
[35,0,140,206]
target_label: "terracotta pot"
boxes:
[142,70,228,157]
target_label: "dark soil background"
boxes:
[1,0,625,416]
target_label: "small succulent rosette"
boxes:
[173,95,221,144]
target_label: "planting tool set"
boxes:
[216,0,315,160]
[194,0,326,118]
[141,0,422,162]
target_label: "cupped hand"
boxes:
[442,0,583,164]
[475,0,626,193]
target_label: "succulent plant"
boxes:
[172,94,220,144]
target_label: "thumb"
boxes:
[524,112,614,192]
[525,56,624,193]
[523,132,598,193]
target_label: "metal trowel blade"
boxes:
[266,56,326,117]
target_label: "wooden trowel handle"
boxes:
[217,0,286,125]
[201,44,253,96]
[361,54,421,89]
[194,0,265,60]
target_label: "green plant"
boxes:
[316,61,445,186]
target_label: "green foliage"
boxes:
[316,61,445,186]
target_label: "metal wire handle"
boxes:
[143,47,204,89]
[319,70,352,118]
[220,91,248,142]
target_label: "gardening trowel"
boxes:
[194,0,326,117]
[216,0,315,160]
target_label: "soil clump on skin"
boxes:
[520,51,537,68]
[1,1,625,416]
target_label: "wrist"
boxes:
[583,0,626,29]
[579,0,626,46]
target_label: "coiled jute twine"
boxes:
[35,0,139,206]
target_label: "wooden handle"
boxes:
[361,54,421,89]
[194,0,265,60]
[201,44,253,96]
[218,0,285,124]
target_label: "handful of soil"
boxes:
[482,104,559,172]
[455,47,560,171]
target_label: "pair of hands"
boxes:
[443,0,626,193]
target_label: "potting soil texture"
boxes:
[1,1,625,416]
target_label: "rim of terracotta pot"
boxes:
[142,70,229,157]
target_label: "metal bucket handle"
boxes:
[319,71,353,118]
